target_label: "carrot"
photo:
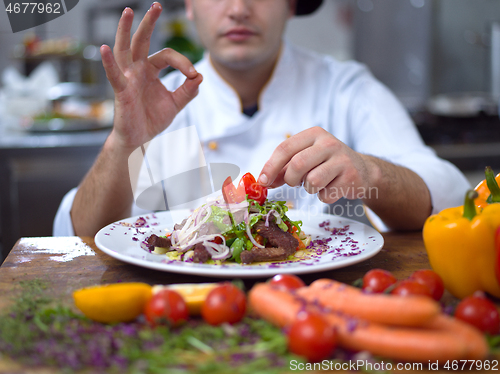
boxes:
[249,283,488,361]
[424,314,489,360]
[292,231,306,250]
[296,278,440,327]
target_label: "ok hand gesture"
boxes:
[100,2,203,151]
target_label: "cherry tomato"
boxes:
[212,236,223,245]
[390,280,433,298]
[269,274,306,291]
[201,283,246,325]
[222,176,246,204]
[288,312,337,362]
[362,269,397,293]
[144,289,189,327]
[238,172,268,205]
[409,269,445,301]
[455,294,500,335]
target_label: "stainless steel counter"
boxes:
[0,123,110,262]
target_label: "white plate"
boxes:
[95,210,384,278]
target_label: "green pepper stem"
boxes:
[485,166,500,203]
[463,190,478,221]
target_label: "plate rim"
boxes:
[94,210,384,278]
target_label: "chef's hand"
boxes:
[258,127,376,203]
[100,3,202,151]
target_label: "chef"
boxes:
[54,0,469,236]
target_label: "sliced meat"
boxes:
[174,218,188,231]
[198,221,221,236]
[253,220,298,255]
[231,209,246,225]
[240,247,290,264]
[193,243,211,263]
[147,234,172,252]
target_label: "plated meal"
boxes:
[95,172,384,277]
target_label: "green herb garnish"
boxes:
[0,280,304,373]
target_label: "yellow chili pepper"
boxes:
[474,166,500,209]
[423,190,500,299]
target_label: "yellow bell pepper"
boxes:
[474,166,500,209]
[423,190,500,299]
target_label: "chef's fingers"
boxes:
[148,48,200,79]
[267,165,288,188]
[100,45,128,93]
[277,146,331,189]
[113,7,134,69]
[131,2,163,62]
[171,74,204,112]
[258,128,319,187]
[315,156,361,203]
[317,178,343,204]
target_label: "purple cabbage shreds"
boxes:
[230,353,245,365]
[442,305,455,315]
[319,220,330,228]
[346,318,358,333]
[134,217,147,227]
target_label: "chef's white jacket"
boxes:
[53,41,470,235]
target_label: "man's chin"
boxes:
[212,51,267,71]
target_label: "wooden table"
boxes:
[0,231,441,306]
[0,232,478,373]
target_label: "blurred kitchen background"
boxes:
[1,0,499,262]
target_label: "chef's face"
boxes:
[185,0,295,70]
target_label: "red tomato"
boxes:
[409,269,445,301]
[144,289,189,327]
[238,172,268,205]
[390,280,433,298]
[362,269,397,293]
[288,312,337,362]
[495,226,500,286]
[201,283,246,325]
[455,294,500,335]
[222,176,246,204]
[212,236,223,245]
[269,274,306,291]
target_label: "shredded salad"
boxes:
[153,196,308,264]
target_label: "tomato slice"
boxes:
[222,173,268,205]
[238,173,268,205]
[222,176,246,204]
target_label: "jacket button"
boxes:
[208,141,218,150]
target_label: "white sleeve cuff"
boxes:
[52,187,78,236]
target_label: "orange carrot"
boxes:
[424,314,489,360]
[296,278,440,327]
[249,283,488,362]
[292,231,306,250]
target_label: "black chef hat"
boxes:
[295,0,324,16]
